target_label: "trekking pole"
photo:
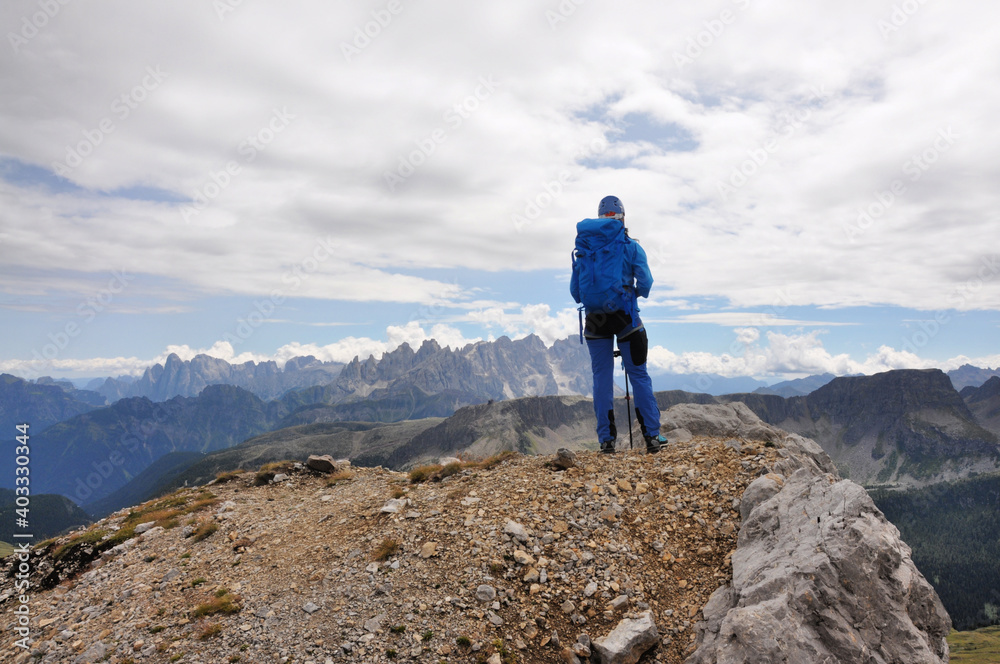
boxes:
[614,350,634,450]
[624,364,633,451]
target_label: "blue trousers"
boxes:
[586,329,661,444]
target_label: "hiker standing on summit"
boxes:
[571,196,666,455]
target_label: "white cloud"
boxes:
[734,327,760,345]
[0,0,998,315]
[646,328,971,379]
[467,303,579,345]
[3,0,1000,379]
[653,313,859,327]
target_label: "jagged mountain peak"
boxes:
[92,353,345,403]
[323,336,591,410]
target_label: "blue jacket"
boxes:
[571,218,653,313]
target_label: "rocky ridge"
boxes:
[1,404,949,664]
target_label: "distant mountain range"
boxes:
[76,368,1000,520]
[0,385,286,509]
[649,373,767,395]
[78,335,593,407]
[10,341,999,412]
[92,353,345,402]
[0,373,102,434]
[326,335,591,403]
[723,369,1000,486]
[947,364,1000,390]
[4,336,1000,517]
[0,335,592,511]
[753,373,838,397]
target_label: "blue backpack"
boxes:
[572,218,632,314]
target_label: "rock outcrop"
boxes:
[686,405,951,663]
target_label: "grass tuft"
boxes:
[213,470,243,484]
[191,589,241,618]
[408,464,442,483]
[475,450,518,470]
[198,623,223,640]
[373,538,400,561]
[189,522,218,543]
[51,527,108,561]
[326,470,354,486]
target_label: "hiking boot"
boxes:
[600,439,617,454]
[644,434,665,454]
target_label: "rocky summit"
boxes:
[1,404,949,664]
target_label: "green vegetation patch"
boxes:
[191,588,242,618]
[875,450,900,483]
[948,626,1000,664]
[189,522,218,543]
[408,451,519,484]
[871,473,1000,630]
[51,489,219,562]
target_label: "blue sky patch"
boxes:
[1,157,185,203]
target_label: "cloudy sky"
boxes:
[1,0,999,382]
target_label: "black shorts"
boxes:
[584,310,648,365]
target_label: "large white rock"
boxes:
[592,610,659,664]
[687,426,950,663]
